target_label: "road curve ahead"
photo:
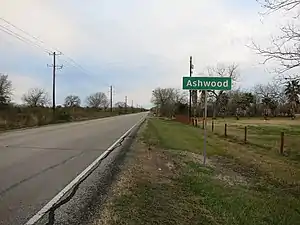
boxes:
[0,112,146,225]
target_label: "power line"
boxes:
[0,17,60,55]
[0,19,59,55]
[0,25,51,53]
[61,55,109,85]
[0,17,105,83]
[0,17,113,90]
[189,56,194,122]
[0,18,50,47]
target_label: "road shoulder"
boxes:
[90,118,300,225]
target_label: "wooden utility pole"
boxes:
[131,100,134,112]
[48,52,63,115]
[110,85,113,112]
[125,96,128,113]
[203,90,208,165]
[189,56,194,122]
[192,89,197,126]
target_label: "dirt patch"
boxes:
[214,173,248,186]
[167,150,248,186]
[211,155,254,180]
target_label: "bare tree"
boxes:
[252,1,300,75]
[253,83,280,99]
[64,95,81,107]
[86,92,108,108]
[206,63,240,118]
[253,82,285,117]
[257,0,300,13]
[0,74,13,105]
[151,88,186,117]
[176,90,188,105]
[22,88,50,107]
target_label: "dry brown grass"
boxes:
[0,106,142,131]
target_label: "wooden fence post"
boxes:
[202,119,204,129]
[225,123,227,137]
[244,126,247,144]
[212,120,214,132]
[280,132,284,155]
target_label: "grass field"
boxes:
[94,117,300,225]
[210,118,300,162]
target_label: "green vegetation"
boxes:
[97,118,300,225]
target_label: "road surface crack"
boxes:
[45,135,133,225]
[0,150,88,197]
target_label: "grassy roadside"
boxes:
[93,118,300,225]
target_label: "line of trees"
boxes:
[0,73,145,130]
[151,63,300,120]
[0,73,139,109]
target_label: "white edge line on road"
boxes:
[25,115,147,225]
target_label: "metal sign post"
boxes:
[182,76,232,166]
[203,90,208,165]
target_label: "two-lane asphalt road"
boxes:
[0,112,146,225]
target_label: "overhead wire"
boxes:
[0,17,110,86]
[0,24,52,54]
[0,17,52,50]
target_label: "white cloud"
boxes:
[0,0,290,106]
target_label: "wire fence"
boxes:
[192,118,300,161]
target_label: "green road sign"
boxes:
[182,77,232,90]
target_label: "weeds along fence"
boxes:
[192,118,300,161]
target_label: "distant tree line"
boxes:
[0,73,110,109]
[0,73,145,130]
[0,73,146,110]
[151,63,300,120]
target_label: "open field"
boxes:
[207,117,300,162]
[93,117,300,225]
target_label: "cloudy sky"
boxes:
[0,0,286,108]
